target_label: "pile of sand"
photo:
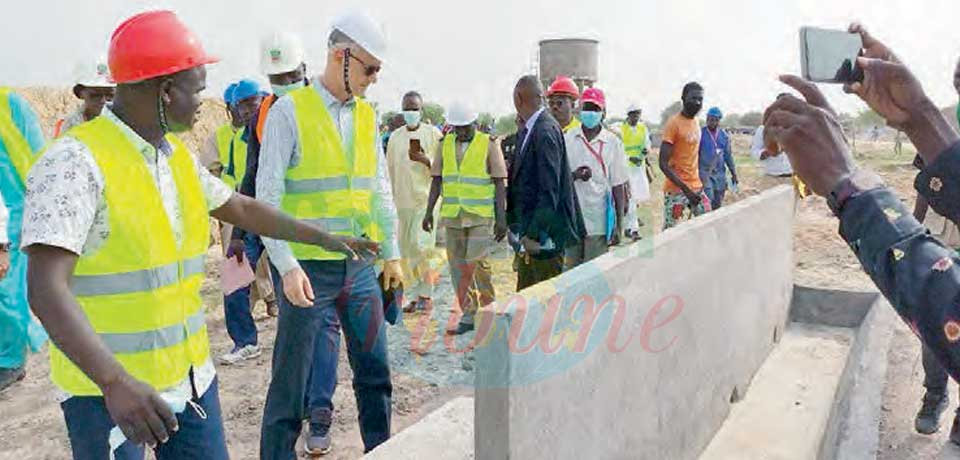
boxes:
[16,87,229,153]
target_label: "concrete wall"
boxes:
[363,398,474,460]
[475,186,795,460]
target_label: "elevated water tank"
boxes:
[538,38,599,92]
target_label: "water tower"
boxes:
[538,38,599,93]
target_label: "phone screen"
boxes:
[800,27,864,83]
[409,139,421,151]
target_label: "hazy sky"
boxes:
[4,0,960,121]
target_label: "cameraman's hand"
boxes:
[765,76,855,197]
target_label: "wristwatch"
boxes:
[0,243,10,253]
[827,170,885,216]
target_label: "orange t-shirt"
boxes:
[661,113,702,194]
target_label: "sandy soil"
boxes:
[0,91,945,459]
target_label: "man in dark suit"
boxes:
[508,75,586,290]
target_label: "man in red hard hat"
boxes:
[563,87,629,268]
[546,75,581,133]
[21,10,374,460]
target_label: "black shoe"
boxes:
[447,322,475,336]
[0,366,26,393]
[950,412,960,446]
[916,392,949,435]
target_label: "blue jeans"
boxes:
[61,377,228,460]
[260,260,392,459]
[223,233,264,350]
[702,171,727,210]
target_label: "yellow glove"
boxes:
[382,260,404,290]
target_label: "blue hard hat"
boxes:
[223,82,238,106]
[233,78,268,103]
[707,107,723,119]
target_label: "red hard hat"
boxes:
[108,10,219,84]
[581,87,606,110]
[546,75,580,99]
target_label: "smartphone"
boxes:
[800,27,864,83]
[409,138,422,153]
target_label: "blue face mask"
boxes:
[580,111,603,129]
[402,111,422,127]
[271,81,305,97]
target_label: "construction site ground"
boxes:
[0,90,949,459]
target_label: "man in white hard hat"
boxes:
[386,91,444,314]
[257,11,403,458]
[54,59,115,137]
[228,31,311,323]
[619,103,652,237]
[423,101,508,335]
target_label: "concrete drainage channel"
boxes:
[700,286,895,460]
[364,187,897,460]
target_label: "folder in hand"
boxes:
[220,254,255,296]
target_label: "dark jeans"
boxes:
[923,344,956,400]
[517,252,565,291]
[62,377,228,460]
[260,259,392,459]
[224,233,264,350]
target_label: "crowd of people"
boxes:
[4,6,960,459]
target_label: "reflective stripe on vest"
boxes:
[50,116,211,396]
[71,254,206,296]
[100,309,206,354]
[0,88,36,186]
[281,86,380,261]
[440,132,494,219]
[621,123,648,159]
[285,176,376,194]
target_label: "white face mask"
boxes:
[271,81,305,97]
[402,110,422,127]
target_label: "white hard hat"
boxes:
[73,58,114,88]
[626,103,642,114]
[261,31,306,75]
[330,10,387,62]
[446,101,477,127]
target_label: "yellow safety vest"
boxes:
[281,86,381,261]
[440,132,494,219]
[49,117,211,396]
[563,118,582,134]
[0,88,37,187]
[621,122,648,163]
[215,123,247,189]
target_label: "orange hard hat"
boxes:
[108,10,219,84]
[546,75,580,99]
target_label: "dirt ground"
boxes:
[0,91,948,459]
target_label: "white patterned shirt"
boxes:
[20,107,233,402]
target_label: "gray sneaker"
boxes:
[305,407,333,456]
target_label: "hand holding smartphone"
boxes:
[800,27,864,84]
[408,138,423,161]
